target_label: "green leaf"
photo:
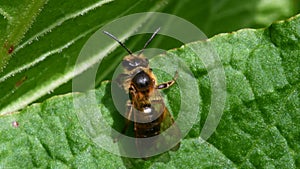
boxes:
[0,0,46,70]
[0,14,299,168]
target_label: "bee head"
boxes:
[103,28,160,70]
[122,55,149,71]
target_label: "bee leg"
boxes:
[156,71,178,89]
[114,101,133,143]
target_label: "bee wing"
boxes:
[161,106,181,150]
[160,107,178,131]
[150,90,181,150]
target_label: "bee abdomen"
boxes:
[135,119,161,138]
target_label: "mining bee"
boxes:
[103,28,181,156]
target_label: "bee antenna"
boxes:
[103,31,133,55]
[137,27,161,56]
